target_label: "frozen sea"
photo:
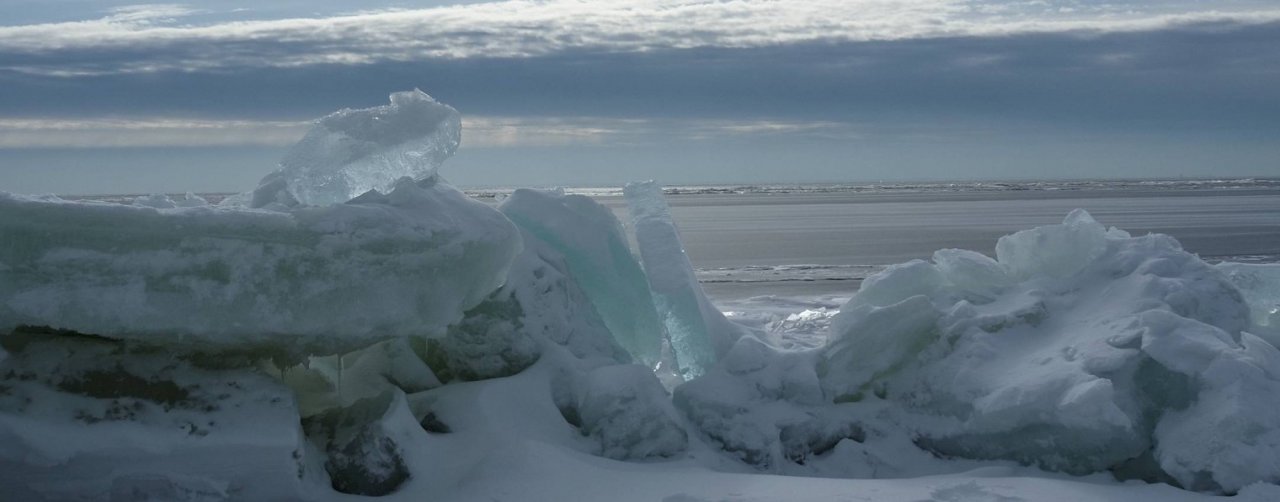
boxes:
[586,181,1280,299]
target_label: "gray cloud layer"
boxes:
[4,20,1276,131]
[2,0,1278,76]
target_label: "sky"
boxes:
[0,1,1278,194]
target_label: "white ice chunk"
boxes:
[846,259,945,309]
[253,89,461,207]
[1217,262,1280,345]
[995,208,1107,280]
[0,177,520,355]
[932,248,1012,299]
[624,181,746,379]
[821,295,940,401]
[500,188,664,367]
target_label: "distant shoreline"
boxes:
[57,177,1280,203]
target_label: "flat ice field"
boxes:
[3,91,1280,502]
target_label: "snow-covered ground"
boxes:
[2,91,1279,501]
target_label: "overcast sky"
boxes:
[1,1,1277,194]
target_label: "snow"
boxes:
[0,176,520,357]
[625,180,747,379]
[569,364,688,460]
[252,89,461,207]
[0,333,308,501]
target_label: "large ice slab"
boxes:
[499,189,664,367]
[821,210,1278,492]
[0,177,520,356]
[625,181,745,379]
[252,89,461,207]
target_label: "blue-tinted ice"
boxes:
[253,89,461,207]
[625,181,745,379]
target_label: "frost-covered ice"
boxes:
[0,177,519,356]
[625,181,747,379]
[252,89,461,207]
[821,210,1280,492]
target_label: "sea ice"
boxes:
[252,89,461,207]
[625,181,746,379]
[1216,262,1280,344]
[820,210,1277,492]
[500,188,665,367]
[0,176,520,358]
[427,226,633,382]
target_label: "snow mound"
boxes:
[0,177,520,357]
[821,209,1278,492]
[253,89,461,207]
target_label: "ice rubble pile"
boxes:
[0,90,716,499]
[3,88,1280,499]
[819,210,1280,492]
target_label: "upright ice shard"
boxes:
[625,181,745,379]
[499,189,665,367]
[252,89,461,207]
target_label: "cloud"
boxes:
[5,21,1276,133]
[0,115,865,150]
[1,0,1279,75]
[0,118,309,148]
